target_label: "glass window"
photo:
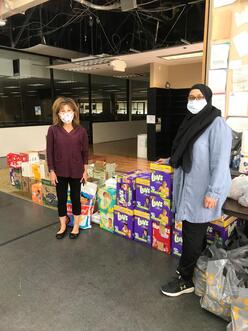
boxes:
[91,75,128,121]
[131,79,149,120]
[0,49,52,127]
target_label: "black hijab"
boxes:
[170,84,221,173]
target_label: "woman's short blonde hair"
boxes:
[52,97,80,127]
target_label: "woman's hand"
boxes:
[204,196,217,209]
[50,170,58,186]
[80,170,88,184]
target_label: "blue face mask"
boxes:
[187,99,207,114]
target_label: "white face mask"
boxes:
[59,111,74,124]
[187,99,207,114]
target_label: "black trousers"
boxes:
[56,177,81,217]
[178,220,209,281]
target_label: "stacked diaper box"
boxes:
[206,216,239,247]
[114,171,151,241]
[171,221,183,257]
[150,162,174,254]
[97,185,116,233]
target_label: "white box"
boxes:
[137,134,147,159]
[21,162,33,177]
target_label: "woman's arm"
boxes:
[206,118,232,201]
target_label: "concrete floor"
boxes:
[0,191,226,331]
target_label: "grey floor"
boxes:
[93,138,137,158]
[0,191,226,331]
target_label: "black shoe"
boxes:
[69,231,80,239]
[56,216,70,239]
[56,229,67,239]
[160,276,194,297]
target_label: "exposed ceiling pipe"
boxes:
[74,0,121,11]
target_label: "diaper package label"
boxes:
[97,186,116,214]
[171,229,183,257]
[207,220,238,246]
[149,195,172,226]
[134,209,152,246]
[152,221,172,254]
[135,174,151,212]
[100,212,114,233]
[114,205,134,239]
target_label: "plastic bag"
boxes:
[227,275,248,331]
[194,245,227,297]
[201,260,240,321]
[238,193,248,207]
[228,175,248,201]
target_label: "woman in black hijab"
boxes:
[161,84,232,297]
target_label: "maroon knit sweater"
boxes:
[46,125,89,178]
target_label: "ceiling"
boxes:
[49,42,203,78]
[0,0,206,56]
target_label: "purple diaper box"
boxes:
[136,174,151,212]
[117,171,149,209]
[134,209,152,246]
[149,195,172,226]
[207,219,238,246]
[150,162,173,199]
[114,205,134,240]
[171,229,183,257]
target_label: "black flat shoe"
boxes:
[56,229,67,239]
[56,216,70,239]
[69,231,80,239]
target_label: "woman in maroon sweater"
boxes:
[47,97,89,239]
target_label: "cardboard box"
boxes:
[40,161,50,180]
[97,187,116,214]
[41,179,57,207]
[7,153,22,168]
[21,162,33,178]
[135,174,151,212]
[13,168,22,190]
[171,229,183,257]
[210,216,238,228]
[38,150,46,161]
[32,163,41,180]
[21,176,30,193]
[117,171,147,209]
[100,212,114,233]
[207,219,238,246]
[149,194,172,226]
[31,182,43,205]
[152,222,172,254]
[150,162,173,199]
[9,167,15,186]
[134,209,152,246]
[114,205,134,239]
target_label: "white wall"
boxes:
[0,126,49,157]
[93,121,147,144]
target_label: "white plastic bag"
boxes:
[238,193,248,207]
[228,175,248,201]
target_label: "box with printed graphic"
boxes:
[171,229,183,257]
[135,174,151,212]
[149,194,172,226]
[31,182,43,205]
[100,212,114,233]
[21,176,30,194]
[41,179,57,207]
[114,205,134,239]
[117,171,147,209]
[152,222,172,254]
[12,168,22,190]
[150,162,173,199]
[97,187,116,215]
[134,209,152,246]
[207,218,238,245]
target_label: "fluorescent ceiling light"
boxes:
[11,92,20,94]
[72,87,87,90]
[28,83,45,87]
[5,86,19,89]
[57,80,77,84]
[160,51,203,61]
[1,95,8,98]
[105,89,120,92]
[27,90,37,93]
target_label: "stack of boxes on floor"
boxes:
[112,162,174,254]
[7,151,57,208]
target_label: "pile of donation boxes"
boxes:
[7,153,240,256]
